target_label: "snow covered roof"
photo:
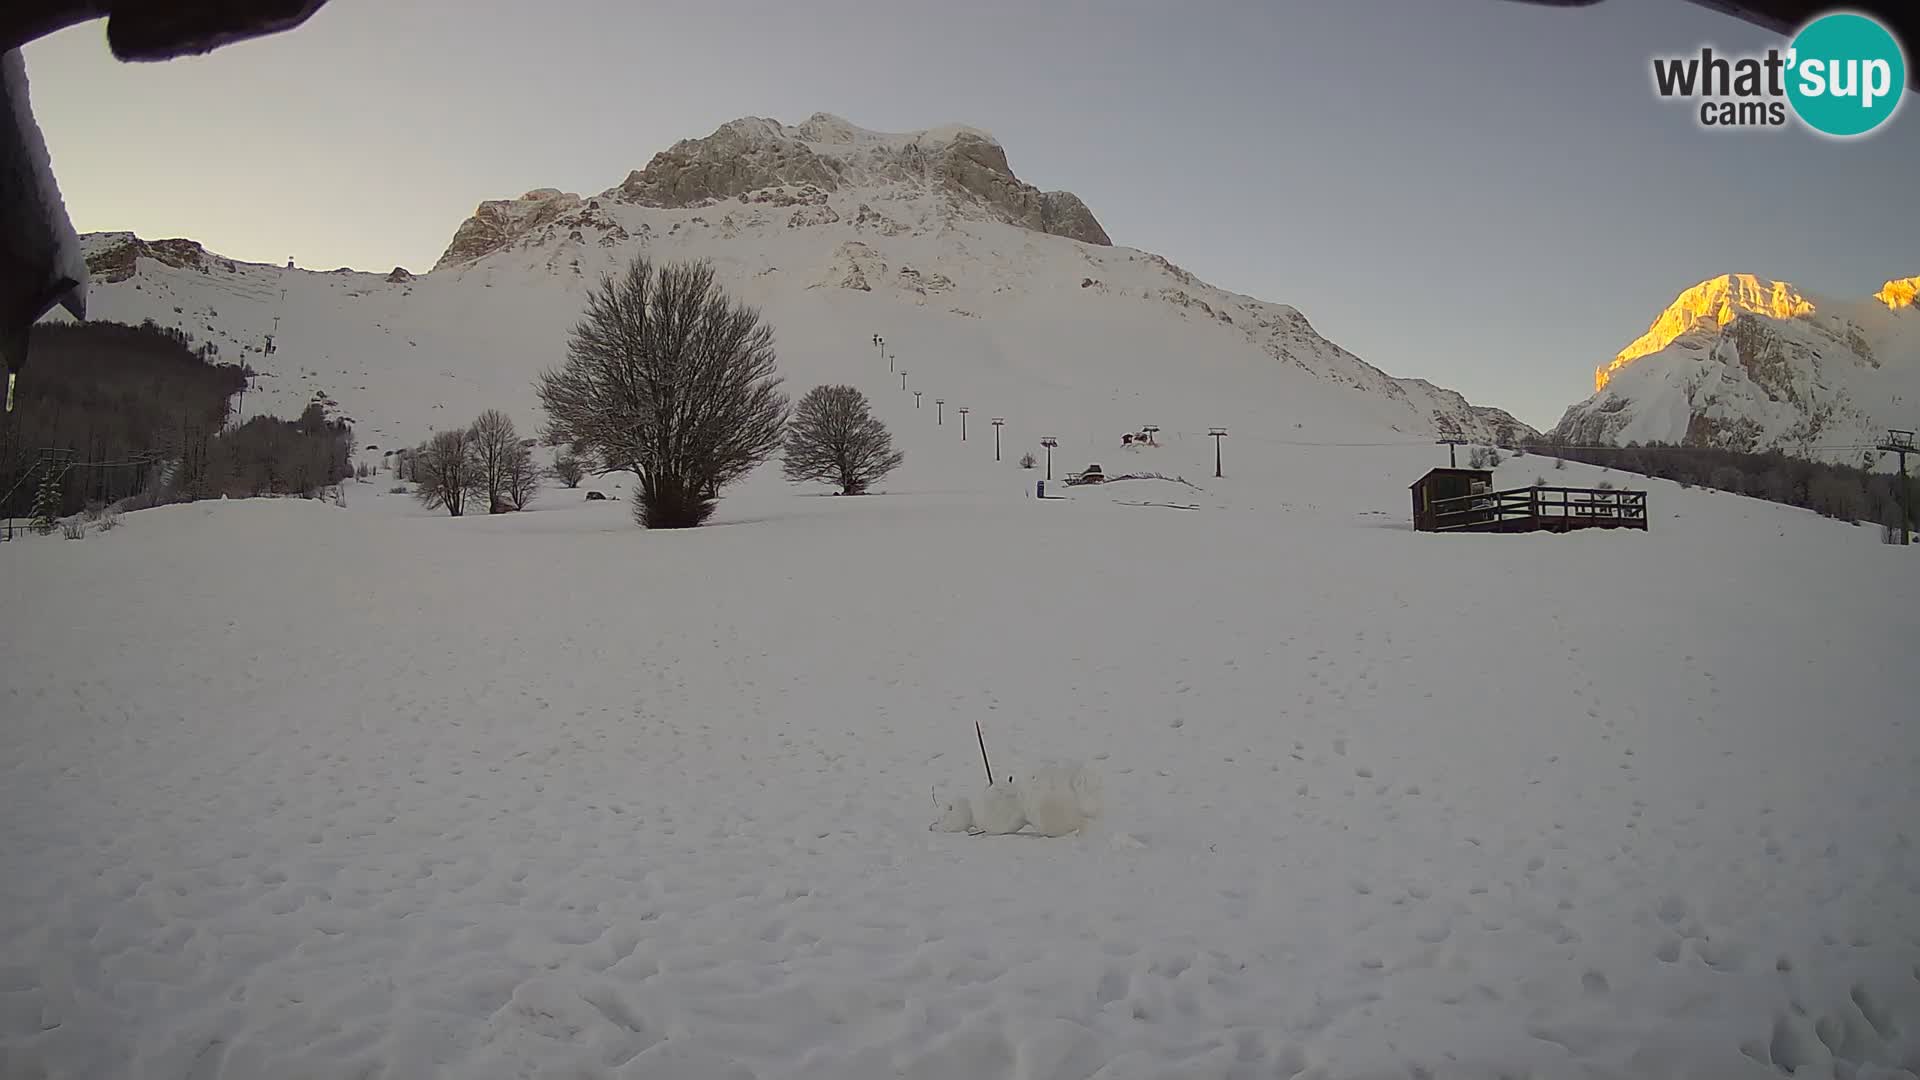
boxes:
[1409,467,1492,490]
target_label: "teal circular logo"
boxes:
[1786,13,1906,137]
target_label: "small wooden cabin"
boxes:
[1410,468,1493,532]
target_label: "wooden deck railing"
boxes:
[1428,485,1647,532]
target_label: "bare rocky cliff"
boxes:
[437,114,1109,269]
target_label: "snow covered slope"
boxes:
[1555,273,1920,462]
[72,113,1531,473]
[3,454,1916,1079]
[13,115,1920,1075]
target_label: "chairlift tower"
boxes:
[1879,428,1916,545]
[1436,424,1467,468]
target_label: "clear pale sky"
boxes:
[21,0,1920,429]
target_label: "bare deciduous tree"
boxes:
[536,256,788,528]
[470,409,523,513]
[550,452,587,489]
[505,439,540,510]
[414,428,482,516]
[782,384,902,495]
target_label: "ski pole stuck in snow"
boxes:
[976,720,994,785]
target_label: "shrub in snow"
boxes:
[413,428,484,516]
[1019,452,1037,469]
[550,452,587,489]
[782,384,902,495]
[96,509,119,531]
[537,256,788,529]
[60,519,85,539]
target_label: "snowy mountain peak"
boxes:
[788,112,1000,152]
[1876,275,1919,311]
[433,113,1106,271]
[1556,272,1918,460]
[72,114,1533,457]
[1596,274,1815,392]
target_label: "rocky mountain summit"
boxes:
[434,114,1107,271]
[1554,273,1919,460]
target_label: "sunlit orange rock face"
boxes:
[1875,276,1919,311]
[1594,274,1815,391]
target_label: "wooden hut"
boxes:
[1410,468,1493,532]
[1410,467,1648,534]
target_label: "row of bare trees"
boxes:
[533,256,901,528]
[410,409,540,516]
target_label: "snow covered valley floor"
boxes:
[3,463,1918,1080]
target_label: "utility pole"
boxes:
[1208,427,1228,478]
[936,398,945,425]
[889,353,895,373]
[1141,423,1159,447]
[900,370,908,391]
[991,417,1005,461]
[959,407,970,442]
[914,391,922,409]
[1880,428,1916,545]
[1437,425,1467,468]
[1040,437,1058,479]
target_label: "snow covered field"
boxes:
[4,445,1917,1080]
[10,112,1918,1078]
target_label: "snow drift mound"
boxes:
[933,763,1103,837]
